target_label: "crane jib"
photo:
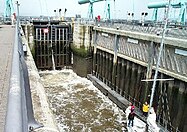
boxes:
[78,0,105,5]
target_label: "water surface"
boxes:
[40,70,127,132]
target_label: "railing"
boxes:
[76,19,187,40]
[5,24,42,132]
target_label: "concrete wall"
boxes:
[93,27,187,83]
[73,22,92,50]
[21,27,59,132]
[91,26,187,132]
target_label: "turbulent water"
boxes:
[40,69,127,132]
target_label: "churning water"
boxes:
[40,69,127,132]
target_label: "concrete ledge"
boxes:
[87,74,129,110]
[87,74,166,131]
[87,74,146,122]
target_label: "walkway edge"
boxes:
[87,74,129,110]
[21,28,59,132]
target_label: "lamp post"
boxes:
[54,9,57,20]
[59,9,61,20]
[146,0,172,131]
[64,8,67,20]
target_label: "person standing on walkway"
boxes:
[125,102,135,118]
[131,103,135,111]
[142,102,149,117]
[128,109,135,127]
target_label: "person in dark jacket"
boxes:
[128,110,135,127]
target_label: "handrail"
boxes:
[5,24,23,132]
[5,24,42,131]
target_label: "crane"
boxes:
[148,0,187,25]
[4,0,14,20]
[78,0,111,20]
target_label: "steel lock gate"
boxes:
[34,24,72,70]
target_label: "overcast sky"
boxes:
[0,0,179,19]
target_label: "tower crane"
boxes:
[78,0,111,20]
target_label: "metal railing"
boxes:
[76,19,187,40]
[5,24,42,132]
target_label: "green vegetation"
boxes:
[29,42,35,59]
[71,44,89,57]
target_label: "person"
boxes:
[130,103,135,111]
[128,109,135,127]
[125,102,135,117]
[142,102,149,117]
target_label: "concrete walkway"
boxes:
[0,25,15,132]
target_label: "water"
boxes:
[72,55,92,77]
[40,69,127,132]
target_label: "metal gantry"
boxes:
[78,0,111,20]
[148,0,187,25]
[4,0,14,18]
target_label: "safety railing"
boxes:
[76,19,187,40]
[5,24,42,132]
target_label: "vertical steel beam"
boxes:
[112,34,119,90]
[92,30,98,75]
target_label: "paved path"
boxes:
[0,25,14,132]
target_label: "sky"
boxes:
[0,0,178,20]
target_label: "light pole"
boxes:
[59,9,61,20]
[16,1,20,26]
[132,0,135,16]
[147,0,172,130]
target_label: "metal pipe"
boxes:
[148,0,171,118]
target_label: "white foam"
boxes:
[41,69,127,131]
